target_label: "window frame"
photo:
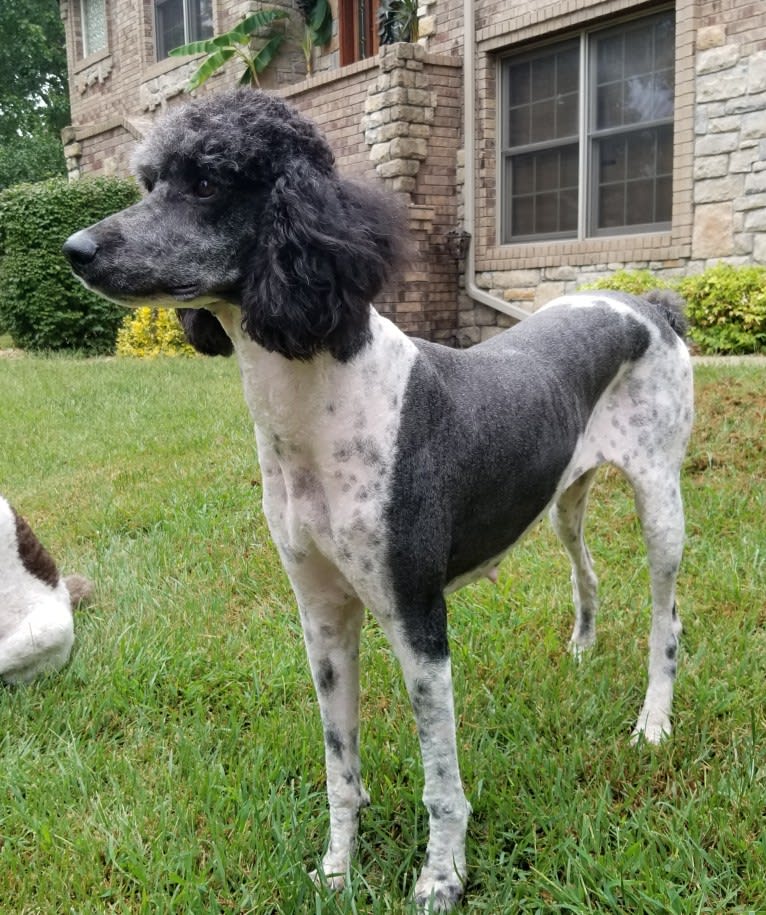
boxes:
[498,7,675,245]
[80,0,108,58]
[154,0,213,62]
[339,0,379,66]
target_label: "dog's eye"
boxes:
[194,177,216,199]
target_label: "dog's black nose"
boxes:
[62,230,99,265]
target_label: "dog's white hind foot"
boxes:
[631,709,671,745]
[568,631,596,662]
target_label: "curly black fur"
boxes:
[176,308,234,356]
[132,89,408,361]
[242,158,407,361]
[64,89,407,363]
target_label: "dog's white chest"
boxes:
[228,310,419,595]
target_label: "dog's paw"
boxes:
[309,866,347,892]
[631,714,671,746]
[414,869,464,912]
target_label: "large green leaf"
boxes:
[169,37,220,57]
[236,8,289,37]
[309,0,332,42]
[252,32,286,74]
[187,48,237,90]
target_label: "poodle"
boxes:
[63,88,693,911]
[0,495,92,684]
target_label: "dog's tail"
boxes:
[645,289,688,340]
[64,574,94,610]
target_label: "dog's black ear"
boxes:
[241,161,407,361]
[176,308,234,356]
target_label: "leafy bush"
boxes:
[678,263,766,355]
[580,265,766,355]
[0,176,139,353]
[579,268,674,296]
[117,307,196,357]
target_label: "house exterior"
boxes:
[61,0,766,343]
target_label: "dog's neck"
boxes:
[213,305,419,460]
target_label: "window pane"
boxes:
[156,0,185,58]
[506,40,579,149]
[189,0,214,41]
[507,143,578,239]
[530,98,555,143]
[624,25,652,78]
[594,12,675,129]
[557,91,578,137]
[599,135,625,184]
[597,34,623,84]
[594,124,673,230]
[512,194,534,237]
[82,0,107,55]
[532,56,556,99]
[655,176,672,222]
[626,178,654,224]
[509,106,530,147]
[508,61,531,107]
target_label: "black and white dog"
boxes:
[0,495,91,684]
[63,90,693,911]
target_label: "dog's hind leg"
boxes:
[375,599,469,912]
[628,471,685,744]
[291,563,368,891]
[550,469,599,659]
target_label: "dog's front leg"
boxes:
[376,602,470,912]
[290,563,368,891]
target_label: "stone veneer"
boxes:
[692,26,766,264]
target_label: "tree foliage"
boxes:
[0,177,140,353]
[0,0,70,188]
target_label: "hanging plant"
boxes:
[169,10,290,90]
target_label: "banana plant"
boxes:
[296,0,333,74]
[169,10,290,90]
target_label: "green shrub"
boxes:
[0,176,140,353]
[579,264,766,355]
[678,263,766,355]
[579,268,673,295]
[117,307,196,357]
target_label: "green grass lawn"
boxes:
[0,353,764,914]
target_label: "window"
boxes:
[500,10,675,243]
[81,0,107,56]
[155,0,213,60]
[339,0,379,66]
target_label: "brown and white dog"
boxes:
[0,495,91,684]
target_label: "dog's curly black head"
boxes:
[63,89,407,361]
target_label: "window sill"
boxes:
[142,53,203,81]
[483,230,689,268]
[74,47,111,74]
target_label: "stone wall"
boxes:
[693,25,766,265]
[61,0,766,339]
[449,1,764,318]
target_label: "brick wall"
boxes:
[61,0,466,340]
[62,0,766,336]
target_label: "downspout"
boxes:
[462,0,529,321]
